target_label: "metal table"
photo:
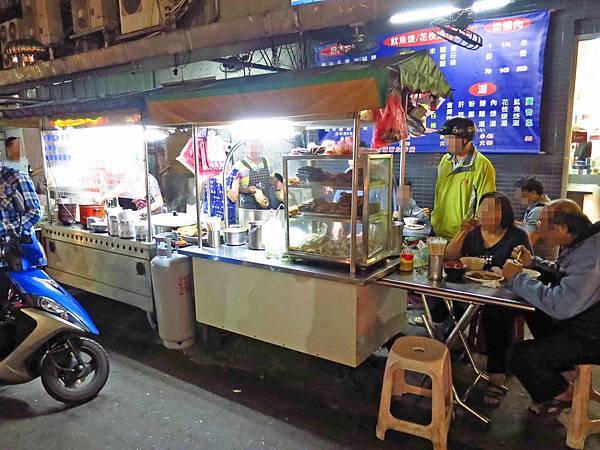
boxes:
[376,270,535,424]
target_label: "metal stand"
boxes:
[443,299,508,403]
[419,294,493,425]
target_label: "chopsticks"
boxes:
[515,249,523,264]
[428,237,448,256]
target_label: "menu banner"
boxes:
[314,10,550,154]
[291,0,323,5]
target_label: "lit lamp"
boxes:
[5,39,47,68]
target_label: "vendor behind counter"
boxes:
[98,172,165,216]
[226,140,283,212]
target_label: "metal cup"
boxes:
[428,255,444,281]
[389,221,404,258]
[205,230,221,248]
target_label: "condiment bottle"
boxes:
[399,249,414,272]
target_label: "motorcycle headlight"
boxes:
[38,297,65,314]
[29,295,69,320]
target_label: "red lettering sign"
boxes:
[383,27,447,47]
[468,82,497,97]
[485,17,532,34]
[320,44,346,57]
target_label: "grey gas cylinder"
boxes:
[151,236,196,349]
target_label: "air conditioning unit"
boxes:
[21,0,64,47]
[71,0,119,34]
[118,0,164,35]
[0,18,24,69]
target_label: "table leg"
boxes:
[442,300,508,401]
[444,303,479,349]
[418,295,491,424]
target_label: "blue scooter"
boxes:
[0,193,109,404]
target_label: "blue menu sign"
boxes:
[314,11,550,154]
[291,0,323,5]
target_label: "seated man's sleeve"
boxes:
[509,254,600,320]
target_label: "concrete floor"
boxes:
[0,293,599,450]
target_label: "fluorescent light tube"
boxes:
[390,5,459,25]
[472,0,511,12]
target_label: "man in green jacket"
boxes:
[431,117,497,240]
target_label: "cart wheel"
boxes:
[146,312,158,331]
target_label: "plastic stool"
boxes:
[559,365,600,449]
[376,336,453,450]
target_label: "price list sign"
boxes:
[314,10,550,154]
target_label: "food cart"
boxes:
[145,51,451,367]
[0,96,169,315]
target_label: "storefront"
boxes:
[565,34,600,222]
[145,52,451,367]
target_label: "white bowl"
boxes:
[521,268,541,278]
[460,256,487,271]
[403,217,419,226]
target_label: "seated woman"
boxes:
[445,192,533,405]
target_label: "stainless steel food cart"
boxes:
[140,51,451,365]
[33,107,158,313]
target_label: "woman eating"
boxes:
[445,192,533,405]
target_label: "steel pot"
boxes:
[247,221,265,250]
[154,224,178,234]
[90,222,108,233]
[57,202,77,225]
[222,227,248,246]
[238,208,272,228]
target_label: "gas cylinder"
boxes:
[151,234,196,349]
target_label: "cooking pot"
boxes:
[152,212,196,235]
[247,221,265,250]
[238,208,272,228]
[57,202,77,225]
[79,204,105,228]
[222,227,248,246]
[90,222,108,233]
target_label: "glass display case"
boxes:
[283,154,393,266]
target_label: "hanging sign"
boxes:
[314,10,550,154]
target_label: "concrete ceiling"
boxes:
[0,0,444,93]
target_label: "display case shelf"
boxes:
[283,153,393,268]
[288,181,389,190]
[289,210,388,222]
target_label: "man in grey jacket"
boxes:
[502,199,600,415]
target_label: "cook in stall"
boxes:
[226,140,279,211]
[96,172,165,216]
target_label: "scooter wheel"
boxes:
[41,337,110,405]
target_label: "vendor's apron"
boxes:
[239,157,276,209]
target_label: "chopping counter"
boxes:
[179,245,407,367]
[42,223,156,313]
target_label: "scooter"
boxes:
[0,192,109,404]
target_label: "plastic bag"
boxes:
[176,136,225,178]
[372,92,408,148]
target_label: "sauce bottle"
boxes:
[399,248,414,272]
